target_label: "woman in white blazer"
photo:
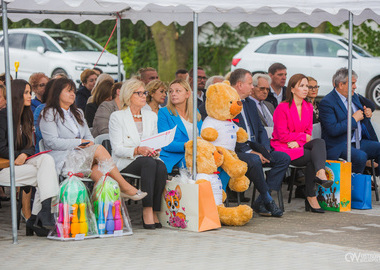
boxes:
[109,78,167,229]
[39,78,146,201]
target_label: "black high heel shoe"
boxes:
[37,198,55,229]
[315,177,333,189]
[305,199,325,213]
[142,217,156,230]
[26,215,50,236]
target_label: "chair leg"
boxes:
[288,168,297,203]
[278,187,284,212]
[17,188,23,230]
[371,160,379,201]
[237,193,241,205]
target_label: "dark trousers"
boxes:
[291,139,326,197]
[237,150,291,196]
[340,139,380,174]
[121,157,167,211]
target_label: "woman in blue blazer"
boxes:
[158,79,202,173]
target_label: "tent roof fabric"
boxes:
[3,0,380,26]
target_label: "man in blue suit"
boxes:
[319,67,379,173]
[230,69,291,217]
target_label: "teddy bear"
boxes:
[200,81,250,193]
[185,138,253,226]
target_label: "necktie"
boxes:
[260,101,274,127]
[347,98,360,149]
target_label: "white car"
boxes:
[0,28,124,85]
[231,33,380,108]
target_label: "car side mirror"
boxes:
[37,46,45,54]
[337,49,348,58]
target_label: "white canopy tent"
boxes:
[2,0,380,243]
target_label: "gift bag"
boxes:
[48,149,98,241]
[351,174,372,209]
[158,170,221,232]
[92,160,133,237]
[316,160,351,212]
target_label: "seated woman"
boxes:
[109,78,167,229]
[271,74,332,213]
[29,72,49,113]
[85,79,113,127]
[0,79,59,236]
[158,79,202,173]
[92,82,122,138]
[34,79,56,152]
[75,69,98,112]
[306,76,320,124]
[39,78,146,201]
[143,79,167,114]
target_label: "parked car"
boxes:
[231,33,380,108]
[0,28,124,85]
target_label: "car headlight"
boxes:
[75,65,88,71]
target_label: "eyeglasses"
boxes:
[37,83,46,88]
[257,86,270,92]
[197,76,207,81]
[133,91,149,97]
[308,86,320,90]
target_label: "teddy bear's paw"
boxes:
[217,205,253,226]
[228,176,250,192]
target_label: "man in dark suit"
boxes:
[266,63,287,108]
[319,67,379,174]
[189,67,207,106]
[249,73,275,127]
[230,68,291,217]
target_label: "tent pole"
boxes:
[347,12,353,163]
[2,0,18,244]
[192,12,198,178]
[117,14,121,82]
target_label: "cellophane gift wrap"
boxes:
[48,149,98,240]
[92,160,133,237]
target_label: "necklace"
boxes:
[132,114,142,118]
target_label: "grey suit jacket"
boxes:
[256,100,275,127]
[39,108,94,174]
[92,99,119,138]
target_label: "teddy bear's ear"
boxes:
[223,80,231,86]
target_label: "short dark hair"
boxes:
[188,67,204,77]
[268,63,287,75]
[175,69,188,76]
[93,67,103,74]
[229,68,251,86]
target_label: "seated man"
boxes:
[230,68,291,217]
[319,67,379,174]
[266,63,287,108]
[249,73,275,127]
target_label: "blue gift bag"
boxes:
[351,174,372,209]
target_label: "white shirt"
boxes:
[62,108,80,138]
[180,116,197,141]
[201,116,239,151]
[335,89,362,142]
[270,86,283,105]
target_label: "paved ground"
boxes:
[0,112,379,269]
[1,182,380,269]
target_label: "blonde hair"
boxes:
[146,79,167,103]
[167,79,200,123]
[120,78,145,109]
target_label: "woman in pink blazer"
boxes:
[271,74,332,213]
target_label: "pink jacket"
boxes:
[271,100,313,160]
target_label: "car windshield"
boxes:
[44,30,103,52]
[339,39,373,58]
